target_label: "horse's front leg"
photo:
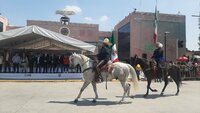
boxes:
[74,81,90,103]
[160,76,169,96]
[91,81,98,103]
[144,79,151,97]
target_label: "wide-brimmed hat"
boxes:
[103,38,112,46]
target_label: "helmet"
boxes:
[156,42,163,48]
[103,38,112,46]
[136,64,141,70]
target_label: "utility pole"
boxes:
[192,11,200,50]
[164,32,170,61]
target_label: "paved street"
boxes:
[0,81,199,113]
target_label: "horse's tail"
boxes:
[127,64,139,91]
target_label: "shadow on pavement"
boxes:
[134,94,175,99]
[49,98,132,106]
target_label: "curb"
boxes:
[0,79,143,83]
[0,79,83,83]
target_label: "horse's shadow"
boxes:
[133,94,175,99]
[48,98,132,106]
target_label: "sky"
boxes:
[0,0,200,51]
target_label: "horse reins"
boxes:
[79,54,94,73]
[82,67,94,73]
[79,54,91,67]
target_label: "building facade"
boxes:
[114,11,186,62]
[0,16,8,32]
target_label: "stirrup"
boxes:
[97,71,101,75]
[96,74,103,83]
[96,67,100,75]
[100,75,103,82]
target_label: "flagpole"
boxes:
[155,0,157,11]
[153,0,158,46]
[155,0,158,43]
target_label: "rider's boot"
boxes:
[96,67,102,83]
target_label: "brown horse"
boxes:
[131,57,181,97]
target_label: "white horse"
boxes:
[69,53,138,103]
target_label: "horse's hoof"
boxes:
[74,99,78,103]
[118,101,123,104]
[152,89,158,92]
[160,92,164,96]
[175,93,179,96]
[92,99,97,103]
[143,94,148,98]
[130,95,134,99]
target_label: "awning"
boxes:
[0,25,97,53]
[193,55,200,59]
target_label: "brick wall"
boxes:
[27,20,110,42]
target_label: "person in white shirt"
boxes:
[12,53,21,73]
[21,53,29,73]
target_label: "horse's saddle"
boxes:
[100,62,114,74]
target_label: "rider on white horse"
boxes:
[96,38,112,82]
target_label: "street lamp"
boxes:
[164,31,170,61]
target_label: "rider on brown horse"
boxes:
[151,42,165,80]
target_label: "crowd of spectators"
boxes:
[0,51,81,73]
[169,56,200,79]
[130,54,200,80]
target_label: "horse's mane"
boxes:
[72,53,93,62]
[75,53,97,67]
[78,54,90,61]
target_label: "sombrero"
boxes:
[103,38,112,46]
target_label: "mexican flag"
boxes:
[109,32,119,63]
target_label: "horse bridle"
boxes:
[78,54,97,73]
[79,54,91,67]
